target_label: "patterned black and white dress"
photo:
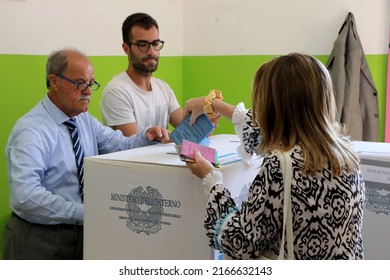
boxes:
[203,103,365,259]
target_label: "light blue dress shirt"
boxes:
[6,94,155,225]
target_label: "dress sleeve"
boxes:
[201,171,238,252]
[203,153,283,259]
[231,102,262,165]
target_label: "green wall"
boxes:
[0,53,387,258]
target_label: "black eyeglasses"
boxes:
[57,74,100,91]
[126,40,165,52]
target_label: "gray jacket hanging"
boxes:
[326,12,379,142]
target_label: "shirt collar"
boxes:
[42,94,73,126]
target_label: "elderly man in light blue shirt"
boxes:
[3,48,169,260]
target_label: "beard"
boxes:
[130,51,159,74]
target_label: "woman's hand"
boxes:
[186,150,214,179]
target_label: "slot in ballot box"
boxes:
[83,134,261,260]
[352,141,390,260]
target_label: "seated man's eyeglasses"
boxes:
[57,74,100,91]
[126,40,165,52]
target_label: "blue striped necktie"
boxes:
[63,118,84,201]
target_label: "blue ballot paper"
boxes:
[170,113,214,145]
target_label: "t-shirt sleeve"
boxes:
[100,85,136,126]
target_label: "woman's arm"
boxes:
[184,97,235,124]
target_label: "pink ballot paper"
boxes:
[179,139,219,167]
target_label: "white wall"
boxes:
[0,0,183,56]
[183,0,389,55]
[0,0,388,56]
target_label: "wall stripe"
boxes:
[385,27,390,142]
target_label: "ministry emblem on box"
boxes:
[110,185,182,235]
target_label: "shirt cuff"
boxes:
[141,127,161,144]
[73,203,84,225]
[201,170,224,195]
[231,102,247,126]
[232,103,259,166]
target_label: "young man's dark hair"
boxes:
[122,13,159,42]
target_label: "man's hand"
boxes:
[145,126,171,143]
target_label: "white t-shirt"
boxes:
[100,71,181,130]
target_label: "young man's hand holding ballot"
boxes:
[170,113,215,145]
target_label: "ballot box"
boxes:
[83,134,261,260]
[353,141,390,260]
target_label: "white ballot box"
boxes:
[353,141,390,260]
[83,134,261,260]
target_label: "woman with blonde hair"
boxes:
[185,53,365,259]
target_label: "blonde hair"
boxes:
[252,53,359,176]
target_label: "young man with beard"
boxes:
[100,13,185,136]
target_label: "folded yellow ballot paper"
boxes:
[179,139,219,168]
